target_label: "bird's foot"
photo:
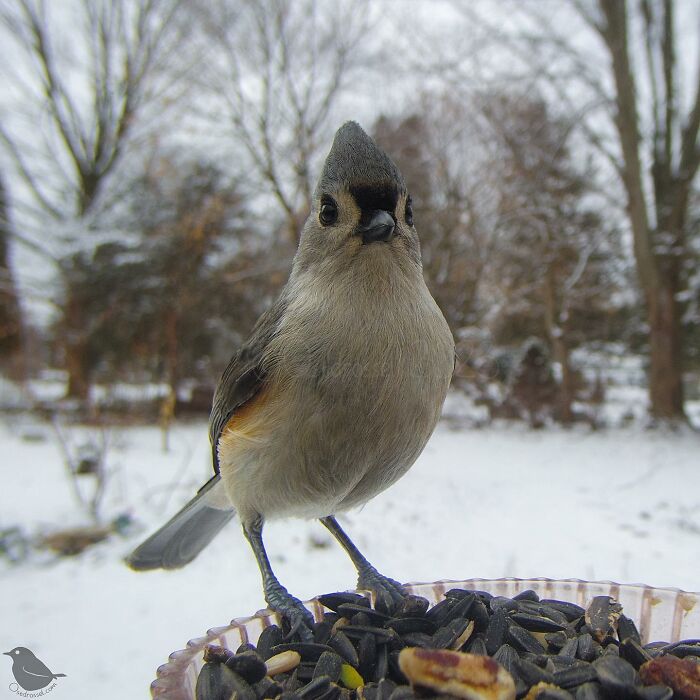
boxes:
[357,565,406,614]
[265,581,315,642]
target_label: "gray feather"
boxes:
[315,121,406,197]
[208,298,287,470]
[126,475,234,570]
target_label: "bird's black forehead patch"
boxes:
[350,184,400,214]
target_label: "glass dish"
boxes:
[150,577,700,699]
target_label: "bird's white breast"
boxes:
[219,251,454,524]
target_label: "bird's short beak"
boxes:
[358,210,395,244]
[3,651,11,656]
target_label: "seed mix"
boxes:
[195,589,700,700]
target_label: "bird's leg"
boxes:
[320,515,405,612]
[243,516,314,640]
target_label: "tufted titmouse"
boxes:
[127,122,455,634]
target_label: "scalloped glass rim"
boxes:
[150,577,700,699]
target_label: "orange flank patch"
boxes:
[217,388,271,456]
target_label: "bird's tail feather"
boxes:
[126,475,235,570]
[53,674,67,678]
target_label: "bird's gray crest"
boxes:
[315,121,406,197]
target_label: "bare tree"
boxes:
[591,0,699,421]
[479,92,620,422]
[443,0,699,422]
[0,0,186,398]
[0,172,24,377]
[373,97,506,333]
[190,0,372,243]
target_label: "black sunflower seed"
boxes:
[617,614,642,645]
[374,678,396,700]
[398,632,432,649]
[469,599,491,632]
[546,631,569,652]
[424,597,458,626]
[536,687,575,699]
[507,622,545,654]
[635,686,674,700]
[512,612,567,633]
[553,662,598,689]
[313,651,343,683]
[592,654,641,695]
[660,639,700,656]
[618,637,652,669]
[328,631,359,667]
[395,596,430,618]
[297,675,331,699]
[485,607,509,655]
[432,617,471,649]
[317,592,370,612]
[340,625,395,643]
[358,633,377,683]
[387,685,416,700]
[667,643,700,659]
[574,682,604,700]
[338,604,391,624]
[490,596,520,613]
[297,662,320,682]
[313,620,334,645]
[253,676,285,699]
[224,651,267,684]
[585,596,622,643]
[548,655,586,671]
[540,600,586,622]
[514,589,540,603]
[384,617,436,635]
[493,643,520,675]
[559,637,580,659]
[196,663,256,700]
[257,625,285,660]
[466,634,488,655]
[271,643,335,663]
[536,687,574,700]
[374,644,389,683]
[516,657,555,686]
[576,633,600,663]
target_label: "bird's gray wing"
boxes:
[208,296,287,471]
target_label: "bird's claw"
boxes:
[281,607,315,642]
[265,582,315,642]
[357,566,406,614]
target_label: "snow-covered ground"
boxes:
[1,403,700,698]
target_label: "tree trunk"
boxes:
[543,266,575,424]
[554,337,575,424]
[164,306,180,397]
[0,176,24,377]
[648,274,685,419]
[63,287,90,401]
[65,337,90,400]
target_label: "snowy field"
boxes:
[2,400,700,698]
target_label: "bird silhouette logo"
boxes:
[3,647,66,692]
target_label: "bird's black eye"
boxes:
[319,196,338,226]
[405,196,414,227]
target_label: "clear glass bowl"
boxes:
[150,578,700,699]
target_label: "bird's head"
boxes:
[294,122,421,275]
[4,647,34,658]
